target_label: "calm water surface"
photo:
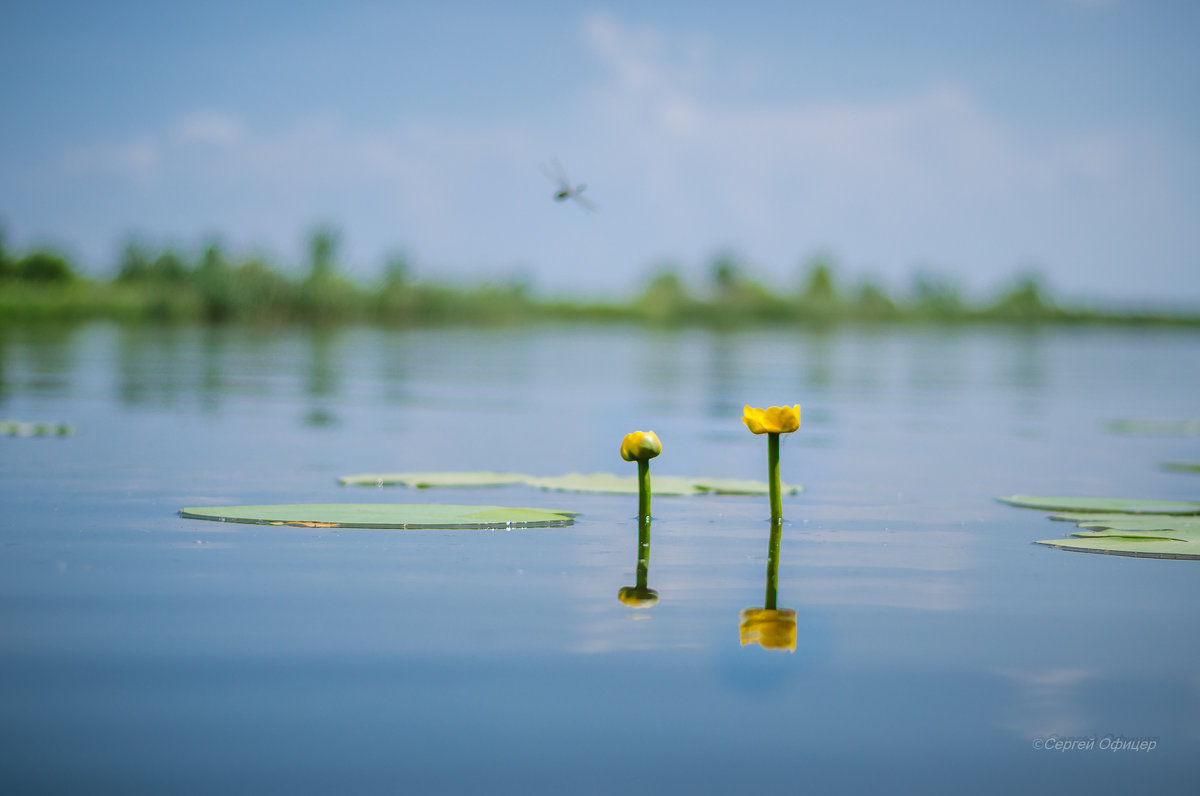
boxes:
[1,322,1198,794]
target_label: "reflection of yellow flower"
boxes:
[618,586,659,607]
[620,430,662,462]
[742,405,801,435]
[739,608,797,651]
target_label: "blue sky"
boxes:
[2,0,1198,306]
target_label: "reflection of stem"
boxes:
[765,521,782,610]
[637,459,651,521]
[636,514,651,591]
[767,431,782,523]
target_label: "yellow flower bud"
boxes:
[620,430,662,462]
[742,404,801,435]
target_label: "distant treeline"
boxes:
[1,226,1197,326]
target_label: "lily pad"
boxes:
[1071,528,1200,541]
[1056,513,1200,533]
[1036,512,1200,558]
[998,495,1200,515]
[179,504,576,529]
[1162,461,1200,473]
[338,471,527,488]
[1035,536,1200,560]
[1070,516,1200,535]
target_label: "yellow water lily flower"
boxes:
[739,608,797,651]
[620,430,662,462]
[742,405,801,435]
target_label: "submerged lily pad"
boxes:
[2,420,75,437]
[180,504,576,529]
[1106,418,1200,436]
[691,477,803,496]
[998,495,1200,515]
[338,471,527,488]
[526,473,697,496]
[525,472,801,497]
[339,470,801,497]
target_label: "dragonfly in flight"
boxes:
[540,159,596,211]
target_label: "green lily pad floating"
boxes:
[1035,512,1200,558]
[1106,418,1200,436]
[1162,461,1200,473]
[179,504,576,529]
[338,471,527,488]
[1036,536,1200,559]
[339,470,801,497]
[2,420,75,437]
[998,495,1200,515]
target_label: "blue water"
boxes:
[1,323,1198,793]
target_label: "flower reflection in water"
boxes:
[618,514,658,609]
[740,522,796,651]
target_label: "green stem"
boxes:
[637,459,651,522]
[765,521,782,610]
[636,514,651,591]
[767,432,782,524]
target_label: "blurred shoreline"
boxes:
[3,230,1197,328]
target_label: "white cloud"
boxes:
[61,136,161,181]
[570,14,1194,298]
[173,111,245,146]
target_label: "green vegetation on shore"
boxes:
[2,226,1197,327]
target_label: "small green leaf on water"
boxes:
[179,504,576,529]
[339,471,527,488]
[998,495,1200,515]
[1162,461,1200,473]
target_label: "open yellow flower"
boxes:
[742,405,801,435]
[620,430,662,462]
